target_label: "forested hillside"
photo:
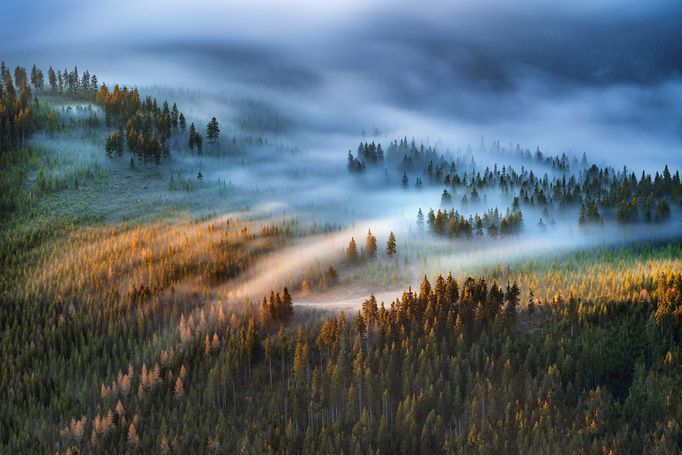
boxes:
[1,57,681,455]
[4,256,680,453]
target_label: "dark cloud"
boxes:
[312,3,682,122]
[1,0,681,168]
[133,40,322,91]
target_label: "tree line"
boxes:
[346,230,397,264]
[0,63,39,154]
[0,62,223,165]
[98,84,221,163]
[421,205,523,238]
[345,138,681,227]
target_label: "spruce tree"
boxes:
[179,113,187,132]
[194,129,203,154]
[386,232,397,257]
[188,122,196,151]
[48,66,57,93]
[366,230,377,259]
[347,238,358,264]
[171,103,179,130]
[206,117,220,143]
[90,74,98,93]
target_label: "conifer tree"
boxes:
[188,122,196,151]
[386,232,397,257]
[194,129,203,154]
[206,117,220,143]
[366,230,377,259]
[48,66,57,92]
[324,265,338,286]
[179,113,187,132]
[282,287,293,320]
[504,282,520,327]
[347,237,359,264]
[174,377,184,398]
[90,74,98,94]
[127,423,140,447]
[171,103,179,130]
[30,64,44,90]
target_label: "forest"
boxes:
[2,4,682,452]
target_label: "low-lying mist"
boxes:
[4,0,681,309]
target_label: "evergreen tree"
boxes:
[48,66,57,92]
[324,266,338,286]
[365,230,377,259]
[347,238,359,264]
[441,188,452,205]
[504,282,520,327]
[81,70,90,94]
[188,122,197,152]
[13,66,27,89]
[206,117,220,143]
[194,130,203,154]
[386,232,397,257]
[171,103,179,130]
[30,65,44,90]
[90,74,98,93]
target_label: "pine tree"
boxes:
[281,287,294,321]
[347,238,358,264]
[441,188,452,205]
[105,131,123,158]
[188,122,196,152]
[324,266,338,286]
[206,117,220,143]
[81,70,90,94]
[504,282,520,327]
[187,122,203,154]
[366,230,377,259]
[30,65,44,90]
[13,66,27,89]
[90,74,98,93]
[127,423,140,447]
[174,377,184,398]
[194,130,203,154]
[48,66,57,92]
[171,103,179,130]
[386,232,397,257]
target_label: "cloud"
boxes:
[1,0,681,170]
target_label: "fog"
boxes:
[3,0,681,166]
[3,0,681,306]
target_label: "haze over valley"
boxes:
[1,1,681,453]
